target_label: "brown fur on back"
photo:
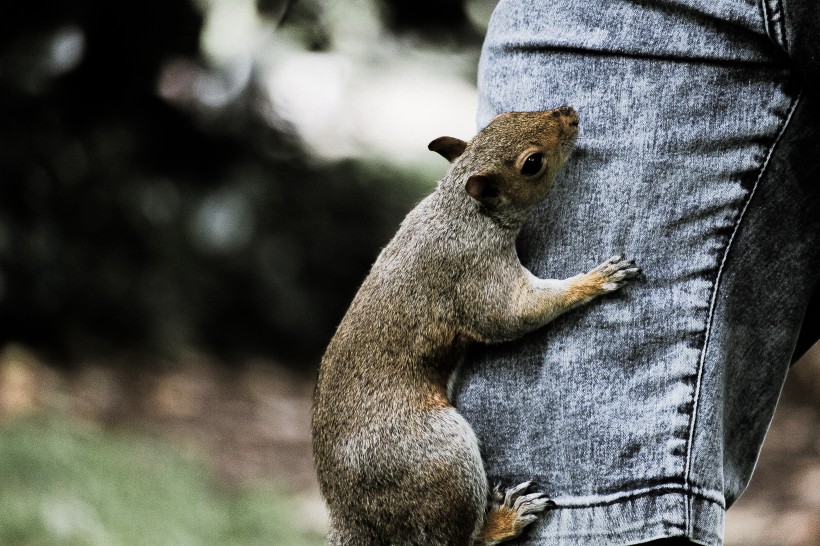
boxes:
[312,108,586,545]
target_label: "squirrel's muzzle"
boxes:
[553,106,579,153]
[555,105,579,129]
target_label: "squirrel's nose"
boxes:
[557,105,579,126]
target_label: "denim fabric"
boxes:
[452,1,820,544]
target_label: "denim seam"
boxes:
[760,0,789,52]
[549,482,725,510]
[682,86,803,536]
[503,44,783,68]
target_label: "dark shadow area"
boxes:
[0,0,484,368]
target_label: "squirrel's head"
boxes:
[428,106,578,220]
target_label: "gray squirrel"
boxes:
[312,106,640,545]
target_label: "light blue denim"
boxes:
[452,1,820,544]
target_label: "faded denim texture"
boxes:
[452,0,820,544]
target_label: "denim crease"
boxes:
[451,1,820,544]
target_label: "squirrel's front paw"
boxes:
[590,255,641,293]
[478,481,553,545]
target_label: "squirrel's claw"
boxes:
[592,254,642,292]
[480,481,553,544]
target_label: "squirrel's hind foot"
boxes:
[476,481,553,546]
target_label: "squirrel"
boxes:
[311,106,640,545]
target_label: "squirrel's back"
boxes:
[312,107,599,546]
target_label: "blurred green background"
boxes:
[0,0,491,543]
[0,1,818,544]
[0,0,493,363]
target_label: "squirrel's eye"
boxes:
[520,152,545,176]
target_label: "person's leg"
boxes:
[453,0,820,544]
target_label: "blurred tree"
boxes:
[0,0,433,367]
[378,0,484,43]
[0,0,205,356]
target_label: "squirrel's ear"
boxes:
[428,136,467,162]
[465,173,502,207]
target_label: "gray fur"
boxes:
[312,107,640,545]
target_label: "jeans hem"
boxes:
[527,489,724,546]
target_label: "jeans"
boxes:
[452,0,820,544]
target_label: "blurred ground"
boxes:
[0,345,327,542]
[726,343,820,545]
[1,341,819,545]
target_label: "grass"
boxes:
[0,417,324,546]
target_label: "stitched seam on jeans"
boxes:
[775,0,788,52]
[682,87,803,535]
[505,43,783,68]
[760,0,773,45]
[760,0,788,52]
[550,483,725,510]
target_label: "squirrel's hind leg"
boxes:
[475,482,553,546]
